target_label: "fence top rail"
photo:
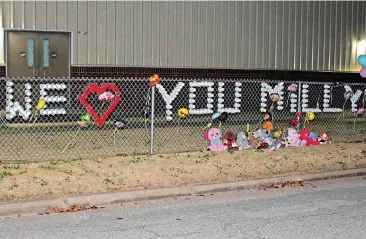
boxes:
[1,77,366,86]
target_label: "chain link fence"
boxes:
[1,77,365,163]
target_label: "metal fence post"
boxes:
[150,85,156,154]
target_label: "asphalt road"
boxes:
[1,176,366,239]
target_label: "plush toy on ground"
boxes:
[280,138,290,148]
[299,128,320,147]
[308,132,318,141]
[203,128,227,151]
[235,131,252,150]
[318,131,331,144]
[224,130,239,151]
[248,131,260,149]
[287,128,301,147]
[272,129,284,149]
[256,129,281,150]
[256,129,270,149]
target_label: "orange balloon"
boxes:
[262,121,273,132]
[149,74,160,86]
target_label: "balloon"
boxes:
[306,112,315,121]
[344,91,353,100]
[360,67,366,78]
[270,93,279,102]
[217,112,228,123]
[273,130,282,138]
[356,107,365,115]
[80,114,91,122]
[211,112,228,123]
[114,119,126,129]
[289,118,299,127]
[35,99,46,110]
[357,55,366,67]
[177,107,189,118]
[77,114,92,127]
[211,112,221,122]
[332,82,344,87]
[148,74,160,86]
[287,84,297,92]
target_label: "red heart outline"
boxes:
[77,83,121,127]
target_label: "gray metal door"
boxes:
[7,31,39,77]
[6,31,70,78]
[38,32,70,78]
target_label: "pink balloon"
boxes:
[360,67,366,78]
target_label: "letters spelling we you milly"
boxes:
[5,80,365,122]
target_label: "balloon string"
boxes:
[33,112,39,123]
[112,127,121,150]
[255,119,262,131]
[201,122,212,131]
[336,101,347,122]
[177,119,180,133]
[111,127,119,136]
[62,126,80,153]
[0,116,9,127]
[113,127,117,151]
[285,95,290,108]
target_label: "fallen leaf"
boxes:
[37,205,99,215]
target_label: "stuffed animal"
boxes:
[262,112,273,134]
[224,130,239,150]
[318,131,331,144]
[287,128,301,147]
[248,131,260,149]
[299,128,320,147]
[258,129,281,150]
[308,132,318,141]
[280,138,290,148]
[254,129,268,149]
[203,128,227,151]
[235,131,252,150]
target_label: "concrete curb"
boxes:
[1,168,366,217]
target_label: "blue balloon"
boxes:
[357,55,366,67]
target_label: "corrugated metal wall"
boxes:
[1,1,366,71]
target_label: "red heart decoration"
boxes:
[77,83,121,127]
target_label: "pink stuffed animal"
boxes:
[287,128,301,147]
[299,128,320,147]
[203,128,226,151]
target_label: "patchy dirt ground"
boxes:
[1,143,366,201]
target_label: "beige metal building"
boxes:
[0,1,366,77]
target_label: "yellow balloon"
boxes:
[36,99,46,110]
[306,112,315,121]
[273,130,282,138]
[177,108,189,118]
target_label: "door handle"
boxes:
[32,67,36,77]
